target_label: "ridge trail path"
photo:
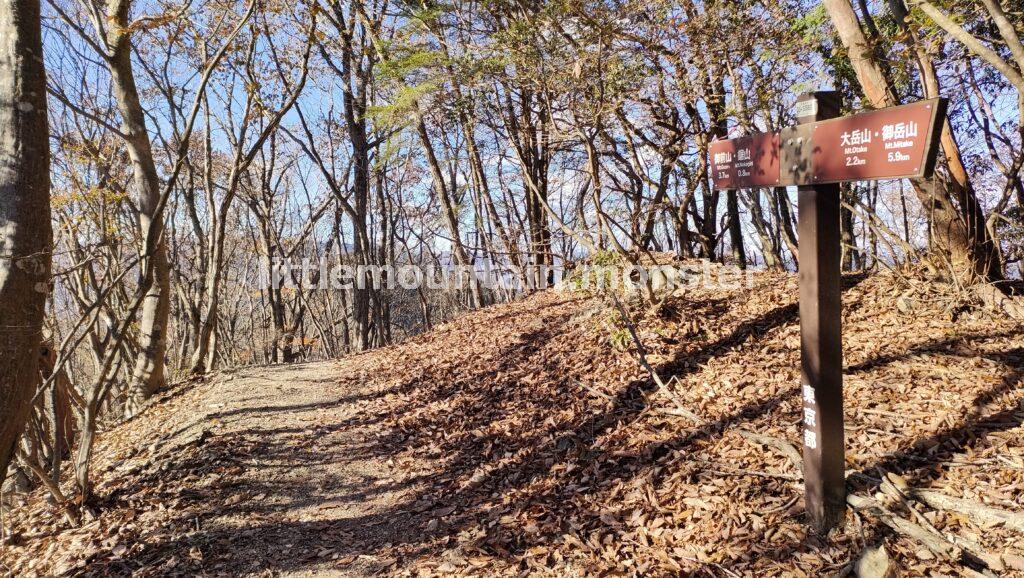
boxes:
[29,293,592,578]
[6,282,1024,578]
[93,360,447,577]
[194,362,408,576]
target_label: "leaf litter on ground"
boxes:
[1,264,1023,577]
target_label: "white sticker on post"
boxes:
[795,99,818,118]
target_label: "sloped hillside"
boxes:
[2,268,1023,577]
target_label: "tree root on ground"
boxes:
[906,487,1024,534]
[15,450,79,527]
[973,283,1024,321]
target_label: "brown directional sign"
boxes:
[806,98,946,184]
[709,132,781,189]
[707,94,949,534]
[710,98,946,189]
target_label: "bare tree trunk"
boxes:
[38,342,74,483]
[745,191,783,270]
[189,24,312,373]
[458,103,525,288]
[823,0,1002,282]
[726,190,746,268]
[504,88,554,289]
[324,2,374,350]
[773,187,799,267]
[189,224,224,373]
[0,0,52,483]
[103,0,170,416]
[840,184,861,271]
[415,112,483,307]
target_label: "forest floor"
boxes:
[2,267,1024,577]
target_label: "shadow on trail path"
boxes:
[75,277,1024,577]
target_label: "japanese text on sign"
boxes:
[709,99,945,189]
[811,99,944,183]
[708,132,781,189]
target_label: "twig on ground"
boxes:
[847,492,1000,576]
[737,430,803,474]
[609,292,705,425]
[15,451,78,527]
[692,458,800,481]
[573,380,614,403]
[847,493,961,560]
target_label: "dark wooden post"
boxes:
[796,91,845,533]
[714,94,945,532]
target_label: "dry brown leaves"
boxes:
[2,267,1023,577]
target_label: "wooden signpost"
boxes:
[709,91,946,533]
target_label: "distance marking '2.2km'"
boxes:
[708,98,946,190]
[809,99,945,184]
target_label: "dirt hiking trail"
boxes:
[41,361,433,576]
[3,272,1024,577]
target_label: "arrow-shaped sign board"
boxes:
[709,98,946,189]
[709,132,781,189]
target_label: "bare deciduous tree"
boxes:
[0,0,52,483]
